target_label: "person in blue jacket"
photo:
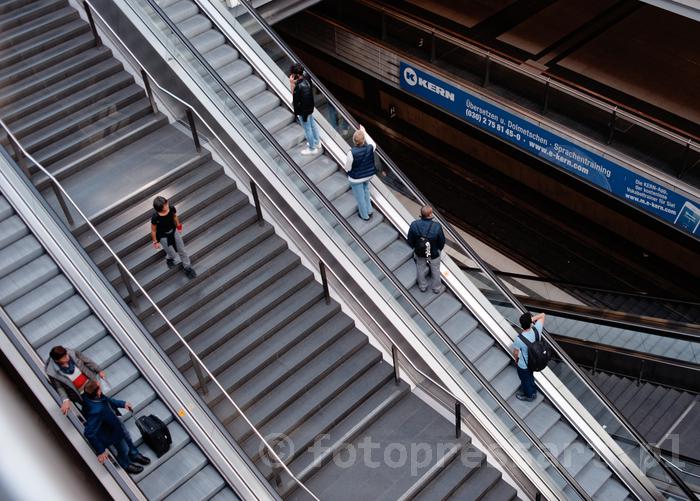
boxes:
[82,380,150,474]
[345,125,377,221]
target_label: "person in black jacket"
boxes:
[407,206,446,294]
[290,63,322,155]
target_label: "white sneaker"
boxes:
[300,147,315,155]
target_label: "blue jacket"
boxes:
[407,217,445,259]
[348,143,376,180]
[83,395,127,454]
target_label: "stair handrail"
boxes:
[187,1,698,498]
[1,120,313,499]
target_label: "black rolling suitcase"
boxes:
[136,414,172,457]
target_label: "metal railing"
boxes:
[283,2,700,205]
[217,1,698,498]
[110,0,598,497]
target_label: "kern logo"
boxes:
[403,66,418,86]
[402,65,455,102]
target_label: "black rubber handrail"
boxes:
[229,2,698,499]
[140,1,595,498]
[455,260,700,308]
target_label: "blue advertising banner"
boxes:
[399,62,700,237]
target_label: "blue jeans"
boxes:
[516,366,537,398]
[298,115,320,149]
[350,181,373,219]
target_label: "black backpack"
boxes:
[415,222,435,259]
[518,326,551,371]
[136,414,172,457]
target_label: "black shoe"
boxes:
[516,393,536,402]
[184,267,197,279]
[166,258,175,269]
[124,464,144,475]
[130,454,151,466]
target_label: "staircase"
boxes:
[0,193,239,500]
[0,0,520,498]
[144,0,635,497]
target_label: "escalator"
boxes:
[0,154,243,499]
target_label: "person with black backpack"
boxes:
[512,312,548,402]
[407,206,446,294]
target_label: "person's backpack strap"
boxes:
[419,221,435,240]
[518,332,532,347]
[531,325,540,342]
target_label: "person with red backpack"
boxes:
[512,312,548,401]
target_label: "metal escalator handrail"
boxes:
[0,7,313,499]
[132,1,617,498]
[211,2,698,498]
[353,0,700,148]
[454,259,700,307]
[522,300,700,343]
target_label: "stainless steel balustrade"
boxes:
[129,0,698,498]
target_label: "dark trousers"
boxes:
[516,366,537,398]
[113,438,133,469]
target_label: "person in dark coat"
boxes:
[344,125,376,221]
[290,63,322,155]
[407,205,446,294]
[82,380,150,474]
